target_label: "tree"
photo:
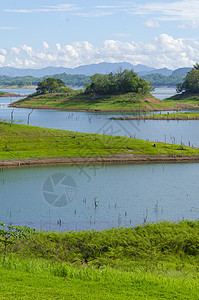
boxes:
[84,69,153,95]
[176,64,199,94]
[0,222,35,265]
[36,78,65,94]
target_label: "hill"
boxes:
[0,63,191,77]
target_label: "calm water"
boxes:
[0,87,199,231]
[152,87,176,100]
[0,92,198,147]
[0,163,198,231]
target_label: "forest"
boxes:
[0,71,185,89]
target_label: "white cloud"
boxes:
[144,20,160,28]
[43,41,49,51]
[127,0,199,28]
[56,43,61,51]
[21,44,34,57]
[4,4,80,13]
[0,48,7,55]
[73,11,113,18]
[0,55,5,65]
[10,47,20,55]
[2,35,199,69]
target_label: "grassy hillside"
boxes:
[11,91,177,111]
[11,90,199,111]
[1,221,199,298]
[0,122,199,160]
[164,92,199,107]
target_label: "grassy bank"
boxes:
[113,111,199,120]
[10,91,177,111]
[163,93,199,108]
[1,221,199,298]
[0,91,21,97]
[0,122,199,161]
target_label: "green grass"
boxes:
[0,122,199,160]
[114,111,199,120]
[1,258,199,299]
[163,93,199,108]
[12,91,172,111]
[1,221,199,299]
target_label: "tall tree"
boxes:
[36,78,65,94]
[176,64,199,94]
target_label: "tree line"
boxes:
[0,73,90,88]
[141,74,184,87]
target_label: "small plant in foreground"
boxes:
[0,222,35,266]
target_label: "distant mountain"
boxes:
[0,66,71,77]
[140,67,173,76]
[71,62,133,75]
[0,62,155,77]
[172,67,191,76]
[0,63,192,78]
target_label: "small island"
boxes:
[10,68,199,112]
[0,91,22,97]
[6,70,190,112]
[113,112,199,120]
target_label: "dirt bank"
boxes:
[1,154,199,168]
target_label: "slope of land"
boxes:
[0,91,22,97]
[113,111,199,120]
[0,122,199,167]
[164,92,199,106]
[10,91,199,112]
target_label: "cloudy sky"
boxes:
[1,0,199,69]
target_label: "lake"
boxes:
[0,163,198,231]
[0,87,198,147]
[0,87,199,231]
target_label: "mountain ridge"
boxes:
[0,62,192,77]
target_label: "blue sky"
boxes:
[0,0,199,69]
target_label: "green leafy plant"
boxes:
[0,222,35,265]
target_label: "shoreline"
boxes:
[114,116,199,120]
[1,92,24,97]
[9,103,199,112]
[1,155,199,168]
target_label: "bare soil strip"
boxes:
[1,155,199,168]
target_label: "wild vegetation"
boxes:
[36,77,70,94]
[0,73,90,88]
[113,111,199,120]
[84,69,153,95]
[1,221,199,298]
[176,64,199,94]
[141,73,184,87]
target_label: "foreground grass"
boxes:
[11,91,173,111]
[1,221,199,299]
[1,258,199,299]
[0,122,199,160]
